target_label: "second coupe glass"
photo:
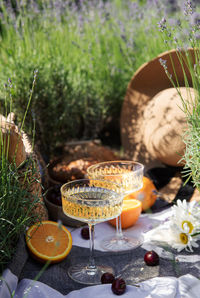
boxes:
[87,161,144,252]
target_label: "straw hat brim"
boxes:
[120,48,195,171]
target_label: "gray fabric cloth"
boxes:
[7,234,200,296]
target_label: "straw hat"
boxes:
[120,48,196,171]
[120,49,199,202]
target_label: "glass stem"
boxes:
[88,224,96,270]
[115,216,119,235]
[117,214,124,239]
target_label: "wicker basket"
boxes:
[0,113,48,221]
[48,140,119,185]
[45,140,119,227]
[44,187,85,227]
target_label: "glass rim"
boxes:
[60,178,123,200]
[87,160,144,177]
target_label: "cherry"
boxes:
[144,250,159,266]
[112,278,126,295]
[101,272,115,284]
[81,227,90,240]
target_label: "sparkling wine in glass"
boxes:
[60,178,123,285]
[87,161,144,252]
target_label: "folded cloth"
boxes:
[2,207,200,297]
[1,269,200,297]
[142,221,175,260]
[70,208,172,252]
[0,269,18,298]
[142,202,200,259]
[65,277,178,298]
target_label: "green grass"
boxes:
[0,70,42,274]
[0,158,41,273]
[0,0,197,163]
[0,0,173,160]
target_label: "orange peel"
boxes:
[26,220,72,263]
[109,199,142,229]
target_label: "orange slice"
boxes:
[109,199,142,229]
[124,176,157,211]
[26,220,72,263]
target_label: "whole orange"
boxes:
[124,176,157,211]
[109,199,142,229]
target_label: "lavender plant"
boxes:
[0,0,174,160]
[0,73,42,274]
[157,0,200,190]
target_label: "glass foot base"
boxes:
[101,234,143,252]
[68,264,114,285]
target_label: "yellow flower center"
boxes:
[180,233,188,245]
[182,221,194,233]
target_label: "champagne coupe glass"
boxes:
[87,161,144,252]
[60,178,123,285]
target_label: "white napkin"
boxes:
[2,269,200,298]
[65,277,178,298]
[0,268,18,298]
[141,223,175,260]
[70,208,172,252]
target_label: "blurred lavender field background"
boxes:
[0,0,199,161]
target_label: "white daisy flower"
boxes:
[170,225,199,252]
[170,199,199,232]
[191,201,200,219]
[148,199,200,253]
[171,213,198,233]
[171,199,196,216]
[167,199,200,252]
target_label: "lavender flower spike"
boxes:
[158,17,167,32]
[184,1,194,16]
[159,58,167,70]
